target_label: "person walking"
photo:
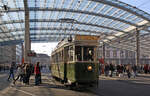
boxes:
[104,64,109,77]
[34,62,41,85]
[24,63,32,85]
[132,64,137,78]
[144,64,149,74]
[7,62,15,81]
[13,64,24,84]
[126,64,132,78]
[109,63,115,77]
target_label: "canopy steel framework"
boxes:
[0,0,150,55]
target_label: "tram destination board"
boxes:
[75,35,100,41]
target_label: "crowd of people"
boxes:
[7,62,42,86]
[99,63,150,78]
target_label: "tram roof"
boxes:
[0,0,150,55]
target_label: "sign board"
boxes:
[75,35,99,41]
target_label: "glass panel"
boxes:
[30,11,35,19]
[113,50,117,57]
[75,46,82,61]
[83,46,94,61]
[106,50,110,57]
[69,46,74,61]
[16,0,24,8]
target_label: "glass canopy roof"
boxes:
[0,0,150,54]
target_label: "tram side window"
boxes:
[61,50,63,62]
[83,47,94,61]
[75,46,82,61]
[69,46,74,61]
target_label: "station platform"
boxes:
[0,72,150,96]
[100,73,150,85]
[0,72,97,96]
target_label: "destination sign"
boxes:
[75,35,99,41]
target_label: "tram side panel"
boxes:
[51,55,65,81]
[66,62,76,83]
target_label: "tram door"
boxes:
[64,47,69,82]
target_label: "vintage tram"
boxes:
[50,35,100,87]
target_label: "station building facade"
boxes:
[31,53,50,66]
[0,45,16,68]
[98,46,150,65]
[16,44,23,64]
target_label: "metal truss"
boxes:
[0,27,104,35]
[0,7,138,26]
[0,0,150,51]
[0,19,127,33]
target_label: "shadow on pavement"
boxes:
[0,72,12,91]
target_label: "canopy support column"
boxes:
[102,42,105,63]
[136,28,140,66]
[24,0,31,63]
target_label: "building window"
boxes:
[125,51,128,58]
[113,50,117,57]
[120,50,124,57]
[106,50,110,57]
[129,51,132,57]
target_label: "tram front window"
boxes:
[83,47,94,61]
[75,46,94,61]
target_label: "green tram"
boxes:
[50,35,100,87]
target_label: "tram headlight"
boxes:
[87,65,92,71]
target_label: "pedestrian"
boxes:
[99,64,102,75]
[109,63,115,77]
[132,64,137,78]
[34,62,41,85]
[24,63,32,85]
[104,63,109,76]
[126,64,132,78]
[13,64,24,84]
[144,64,148,74]
[116,64,120,76]
[22,63,27,85]
[7,62,15,81]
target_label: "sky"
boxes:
[31,42,58,56]
[119,0,150,14]
[31,0,150,56]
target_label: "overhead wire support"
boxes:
[135,28,140,66]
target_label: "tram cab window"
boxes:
[69,46,74,61]
[83,47,94,61]
[75,46,82,61]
